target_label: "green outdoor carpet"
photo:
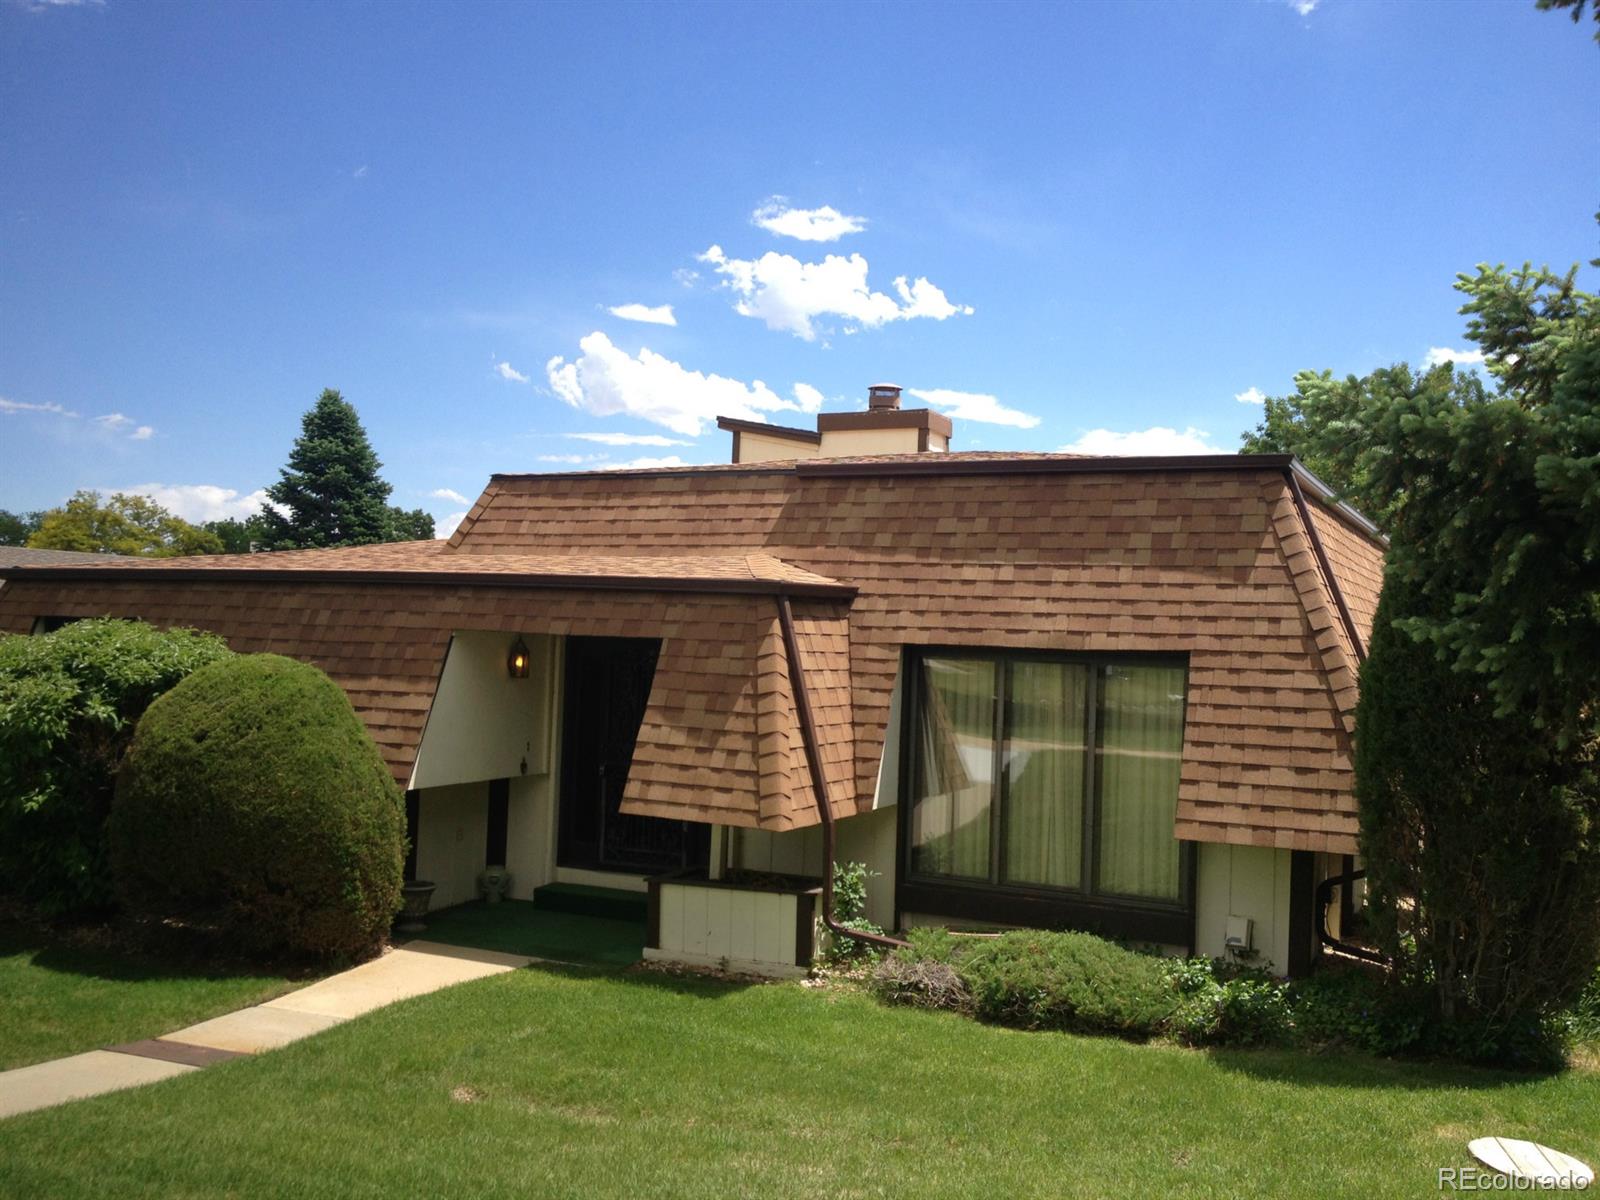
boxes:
[405,900,643,967]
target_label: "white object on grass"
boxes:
[1467,1137,1594,1188]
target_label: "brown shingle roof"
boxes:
[0,453,1386,855]
[2,542,848,596]
[0,547,135,569]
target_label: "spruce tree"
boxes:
[261,390,405,549]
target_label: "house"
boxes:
[0,386,1384,977]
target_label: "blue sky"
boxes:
[1,0,1594,536]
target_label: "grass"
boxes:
[408,899,643,966]
[2,962,1598,1198]
[0,919,306,1070]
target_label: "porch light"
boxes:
[507,637,531,679]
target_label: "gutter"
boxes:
[1285,468,1367,664]
[775,594,908,953]
[0,565,858,602]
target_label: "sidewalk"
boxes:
[0,940,531,1120]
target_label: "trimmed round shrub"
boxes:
[110,654,404,960]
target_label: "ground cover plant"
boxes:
[870,928,1594,1068]
[1,962,1597,1199]
[0,619,233,913]
[111,653,405,961]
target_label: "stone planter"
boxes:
[478,865,512,904]
[397,880,437,934]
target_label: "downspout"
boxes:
[776,594,908,953]
[1285,468,1367,665]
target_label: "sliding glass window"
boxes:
[907,652,1188,908]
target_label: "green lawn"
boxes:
[3,962,1597,1198]
[0,921,305,1070]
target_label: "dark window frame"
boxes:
[896,647,1196,947]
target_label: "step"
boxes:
[533,882,649,923]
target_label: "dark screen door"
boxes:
[557,636,710,873]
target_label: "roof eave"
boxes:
[0,566,858,601]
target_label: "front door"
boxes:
[557,636,710,874]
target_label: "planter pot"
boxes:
[478,865,512,904]
[398,880,436,934]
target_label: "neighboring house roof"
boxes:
[0,451,1387,855]
[0,546,135,570]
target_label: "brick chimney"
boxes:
[867,383,903,411]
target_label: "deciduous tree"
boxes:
[28,491,223,557]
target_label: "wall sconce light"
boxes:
[507,636,530,679]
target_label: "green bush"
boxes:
[1288,967,1427,1057]
[824,861,886,962]
[958,930,1177,1038]
[0,619,232,912]
[1570,969,1600,1045]
[1171,976,1293,1048]
[110,654,405,960]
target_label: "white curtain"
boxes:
[1095,664,1185,901]
[909,658,995,879]
[1002,661,1087,888]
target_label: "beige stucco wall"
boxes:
[409,631,555,790]
[411,633,565,907]
[1194,842,1293,973]
[817,426,928,458]
[737,430,823,463]
[413,782,490,909]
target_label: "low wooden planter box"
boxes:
[645,869,822,978]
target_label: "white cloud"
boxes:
[751,198,867,243]
[1059,426,1225,456]
[121,483,277,523]
[600,455,689,471]
[673,267,699,288]
[496,361,530,383]
[698,244,973,341]
[428,487,470,505]
[567,432,691,447]
[792,382,826,413]
[907,387,1040,429]
[545,331,820,436]
[353,164,369,179]
[537,454,596,464]
[1290,0,1318,14]
[1234,386,1267,405]
[1424,346,1487,369]
[0,397,77,417]
[608,302,677,326]
[435,511,468,540]
[93,412,155,439]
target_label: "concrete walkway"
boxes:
[0,941,531,1121]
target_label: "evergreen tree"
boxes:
[0,509,43,547]
[260,390,405,549]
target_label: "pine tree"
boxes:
[260,390,401,549]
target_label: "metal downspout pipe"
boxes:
[775,594,908,953]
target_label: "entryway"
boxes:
[557,636,710,876]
